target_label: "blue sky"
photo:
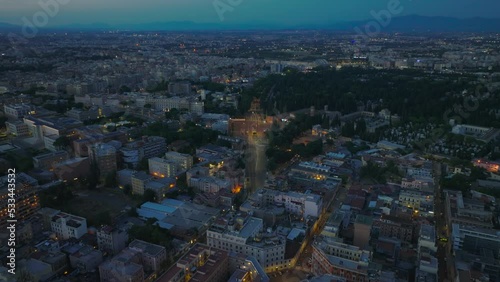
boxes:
[0,0,498,26]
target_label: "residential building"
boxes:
[33,150,69,170]
[452,223,500,257]
[274,191,323,218]
[419,224,437,253]
[158,244,229,282]
[131,171,153,195]
[399,190,433,210]
[121,136,167,168]
[228,254,270,282]
[189,176,231,193]
[473,158,500,173]
[50,211,88,240]
[128,239,167,275]
[148,157,177,178]
[53,157,91,181]
[69,245,103,273]
[165,151,193,171]
[373,215,415,243]
[130,170,175,199]
[97,225,129,255]
[452,124,500,142]
[89,143,118,179]
[445,190,493,229]
[137,199,219,240]
[0,172,39,229]
[5,120,30,136]
[353,215,373,249]
[23,116,83,140]
[401,177,434,193]
[66,107,100,121]
[99,248,144,282]
[168,81,191,95]
[116,168,136,188]
[322,211,346,239]
[311,236,374,282]
[206,212,288,272]
[4,103,33,119]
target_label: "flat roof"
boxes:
[355,214,373,226]
[140,202,177,214]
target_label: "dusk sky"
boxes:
[0,0,498,26]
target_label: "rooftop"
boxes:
[129,239,165,256]
[355,214,373,226]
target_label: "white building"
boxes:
[418,224,437,253]
[165,151,193,171]
[50,212,88,240]
[148,157,177,178]
[398,190,433,210]
[5,120,30,136]
[207,213,288,272]
[189,176,231,193]
[451,223,500,255]
[274,191,323,218]
[4,104,33,119]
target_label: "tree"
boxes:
[123,184,132,195]
[104,172,117,187]
[356,119,367,134]
[119,85,131,94]
[0,116,7,128]
[93,210,112,226]
[143,189,157,203]
[128,221,171,249]
[165,108,180,120]
[128,207,138,217]
[137,158,149,171]
[53,136,70,149]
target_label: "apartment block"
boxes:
[206,212,288,272]
[0,172,39,229]
[33,150,69,170]
[50,211,88,240]
[121,136,167,168]
[158,244,229,282]
[99,248,144,282]
[165,151,193,171]
[4,103,33,119]
[128,239,167,274]
[97,225,129,255]
[69,245,104,273]
[452,223,500,257]
[5,120,30,136]
[89,143,118,179]
[148,157,177,178]
[311,236,374,282]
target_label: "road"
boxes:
[434,161,453,281]
[294,183,348,273]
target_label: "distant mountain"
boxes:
[1,15,500,32]
[334,15,500,32]
[55,22,112,30]
[0,22,18,31]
